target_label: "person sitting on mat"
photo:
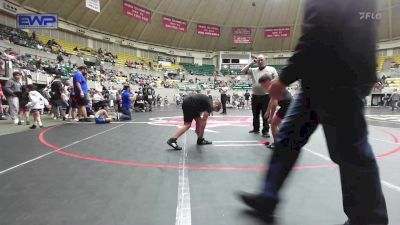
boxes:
[167,94,222,150]
[94,106,112,124]
[259,74,292,149]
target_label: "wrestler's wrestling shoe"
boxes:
[167,138,182,150]
[197,138,212,145]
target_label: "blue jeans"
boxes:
[262,90,388,224]
[120,108,132,121]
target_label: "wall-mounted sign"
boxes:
[86,0,100,12]
[197,24,220,37]
[123,1,151,23]
[163,16,187,32]
[264,27,291,38]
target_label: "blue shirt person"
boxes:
[72,66,90,120]
[119,84,136,121]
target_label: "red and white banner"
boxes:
[264,27,291,38]
[233,27,252,44]
[86,0,100,12]
[123,1,151,23]
[163,16,187,32]
[197,24,220,37]
[233,27,251,36]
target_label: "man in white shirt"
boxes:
[241,55,278,137]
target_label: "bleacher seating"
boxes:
[180,63,215,75]
[34,32,182,71]
[0,24,39,49]
[377,55,400,72]
[386,77,400,88]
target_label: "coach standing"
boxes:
[239,0,388,224]
[241,55,277,137]
[72,65,90,122]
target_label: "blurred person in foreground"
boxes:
[238,0,388,225]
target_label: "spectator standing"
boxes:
[219,83,228,115]
[65,80,77,121]
[31,31,36,41]
[207,90,213,101]
[143,85,154,112]
[18,85,30,125]
[102,86,109,101]
[244,89,251,108]
[60,88,69,120]
[72,65,90,122]
[383,93,390,107]
[241,55,277,137]
[4,71,23,124]
[109,86,117,110]
[174,93,182,106]
[0,82,6,120]
[50,75,65,120]
[389,89,400,111]
[57,53,64,64]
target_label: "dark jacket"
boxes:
[279,0,378,97]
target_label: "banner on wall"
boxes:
[264,27,291,38]
[85,0,100,12]
[197,24,220,37]
[123,1,151,23]
[233,27,252,44]
[163,16,187,32]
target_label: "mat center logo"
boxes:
[148,116,252,132]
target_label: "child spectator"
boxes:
[61,88,69,121]
[18,85,30,125]
[26,85,49,129]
